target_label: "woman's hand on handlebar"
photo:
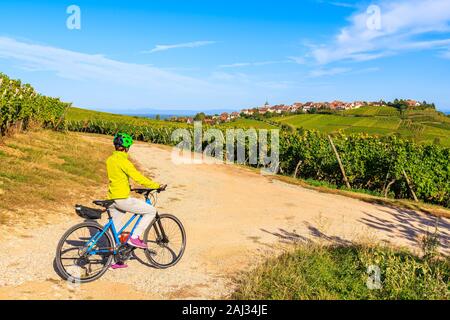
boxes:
[158,184,168,192]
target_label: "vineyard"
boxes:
[0,73,69,135]
[1,73,449,208]
[65,117,450,208]
[271,107,450,146]
[66,107,188,128]
[65,119,178,145]
[279,131,449,207]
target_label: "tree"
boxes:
[155,114,161,120]
[194,112,206,121]
[399,104,407,118]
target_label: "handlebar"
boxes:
[131,184,167,196]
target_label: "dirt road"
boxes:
[0,135,449,299]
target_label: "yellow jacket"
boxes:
[106,151,160,199]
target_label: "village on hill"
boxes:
[168,99,428,125]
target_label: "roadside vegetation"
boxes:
[0,130,110,226]
[0,73,68,135]
[279,131,450,208]
[232,241,449,300]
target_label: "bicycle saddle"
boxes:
[93,200,115,208]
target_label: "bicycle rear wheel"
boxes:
[143,214,186,269]
[55,221,114,283]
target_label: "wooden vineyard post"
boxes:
[54,106,69,130]
[402,169,419,202]
[328,135,351,189]
[384,178,396,198]
[293,160,302,178]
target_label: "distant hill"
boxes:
[125,108,236,117]
[66,106,450,146]
[66,106,187,127]
[271,106,450,146]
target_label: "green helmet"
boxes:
[113,132,133,148]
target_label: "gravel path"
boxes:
[0,135,449,299]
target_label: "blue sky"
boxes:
[0,0,449,112]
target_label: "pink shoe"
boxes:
[128,236,147,249]
[110,262,128,269]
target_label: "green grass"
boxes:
[0,130,111,224]
[217,118,277,129]
[344,106,401,117]
[273,114,401,134]
[232,243,450,300]
[271,107,450,146]
[66,106,189,128]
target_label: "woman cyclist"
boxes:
[106,133,166,269]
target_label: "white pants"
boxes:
[109,197,157,237]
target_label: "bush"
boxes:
[232,244,449,300]
[279,131,450,207]
[0,73,69,135]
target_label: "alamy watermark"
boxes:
[366,264,382,290]
[366,5,382,31]
[66,5,81,30]
[170,122,280,175]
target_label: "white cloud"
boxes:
[317,0,358,9]
[0,36,210,91]
[219,62,252,68]
[308,0,450,64]
[219,60,291,68]
[329,2,357,8]
[350,67,381,74]
[309,67,351,78]
[0,36,245,110]
[288,56,307,65]
[0,37,294,109]
[210,71,246,81]
[144,41,216,53]
[210,71,297,90]
[441,50,450,59]
[308,66,381,78]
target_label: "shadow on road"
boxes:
[260,223,353,246]
[359,204,450,250]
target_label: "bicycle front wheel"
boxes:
[55,221,114,283]
[143,214,186,269]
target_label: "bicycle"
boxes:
[55,186,186,283]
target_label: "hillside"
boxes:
[0,130,110,227]
[67,106,450,147]
[66,107,188,127]
[271,106,450,146]
[217,118,277,129]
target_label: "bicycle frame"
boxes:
[84,197,156,256]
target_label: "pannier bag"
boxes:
[75,205,103,220]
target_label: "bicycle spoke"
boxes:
[145,215,185,267]
[57,224,113,281]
